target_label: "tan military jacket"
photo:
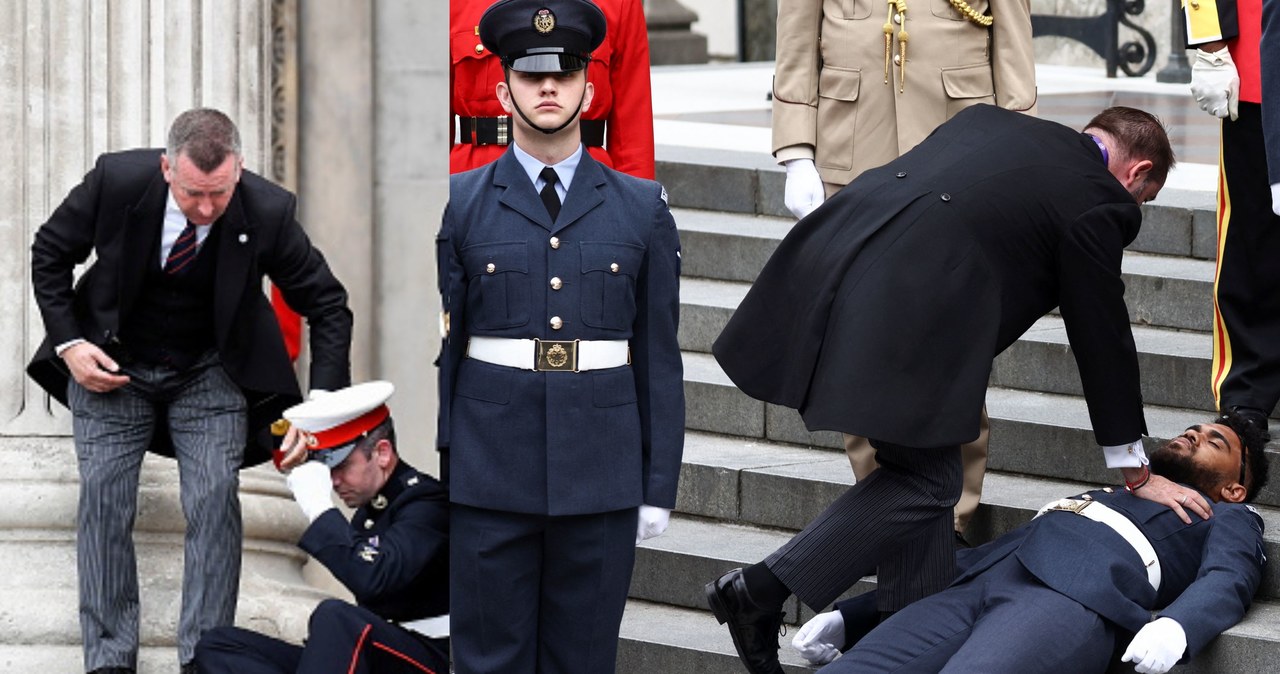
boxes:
[772,0,1038,187]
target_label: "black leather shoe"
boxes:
[180,662,198,674]
[1233,406,1272,442]
[706,568,786,674]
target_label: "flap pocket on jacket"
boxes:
[818,66,861,103]
[593,368,638,408]
[941,63,996,100]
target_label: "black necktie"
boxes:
[164,221,199,274]
[539,167,561,221]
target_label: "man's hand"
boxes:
[1190,47,1240,121]
[784,158,825,220]
[635,505,671,544]
[1121,617,1187,674]
[1125,470,1212,524]
[276,426,314,472]
[792,610,845,665]
[286,461,335,522]
[61,342,130,392]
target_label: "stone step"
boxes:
[678,249,1216,354]
[668,441,1280,600]
[617,599,814,674]
[616,596,1280,674]
[992,315,1213,412]
[664,162,1218,259]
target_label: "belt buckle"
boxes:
[1049,499,1092,515]
[535,339,578,372]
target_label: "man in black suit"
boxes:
[707,105,1180,674]
[792,410,1269,673]
[29,108,353,674]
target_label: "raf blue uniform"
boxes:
[440,145,684,674]
[821,486,1265,672]
[194,461,449,673]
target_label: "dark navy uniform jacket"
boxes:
[842,486,1265,660]
[299,460,448,622]
[438,147,684,516]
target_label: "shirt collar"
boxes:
[512,141,584,191]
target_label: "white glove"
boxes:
[1121,617,1187,674]
[792,610,845,665]
[1271,183,1280,217]
[307,388,332,400]
[635,505,671,544]
[1190,47,1240,121]
[784,158,825,220]
[286,461,335,522]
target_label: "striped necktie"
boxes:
[164,221,200,274]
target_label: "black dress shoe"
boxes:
[1232,406,1272,442]
[706,568,786,674]
[180,661,198,674]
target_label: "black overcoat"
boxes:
[714,104,1147,447]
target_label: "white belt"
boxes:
[398,613,450,639]
[1036,498,1161,591]
[467,336,629,372]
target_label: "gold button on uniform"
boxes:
[550,316,563,330]
[550,277,563,290]
[893,54,902,65]
[475,44,484,54]
[486,263,496,274]
[610,262,619,273]
[550,236,560,249]
[893,12,902,23]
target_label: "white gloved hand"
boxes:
[784,158,826,220]
[792,610,846,665]
[635,505,671,544]
[1121,617,1187,674]
[287,461,335,522]
[307,388,332,400]
[1271,183,1280,217]
[1190,47,1240,121]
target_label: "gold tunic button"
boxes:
[364,519,375,529]
[550,316,563,330]
[475,44,484,54]
[549,236,560,249]
[894,12,902,24]
[550,277,563,290]
[893,54,902,66]
[486,263,496,274]
[610,262,619,273]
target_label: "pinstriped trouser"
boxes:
[765,442,961,613]
[68,351,245,671]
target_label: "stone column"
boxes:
[0,2,321,670]
[645,0,710,65]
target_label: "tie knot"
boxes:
[540,167,559,186]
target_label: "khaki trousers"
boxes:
[843,407,989,533]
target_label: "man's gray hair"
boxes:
[166,108,242,172]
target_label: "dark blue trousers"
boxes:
[823,555,1116,673]
[450,504,637,674]
[194,599,448,673]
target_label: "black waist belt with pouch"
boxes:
[458,116,605,147]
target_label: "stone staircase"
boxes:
[615,147,1280,673]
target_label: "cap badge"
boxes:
[533,8,556,34]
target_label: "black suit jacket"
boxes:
[714,104,1146,447]
[29,149,353,466]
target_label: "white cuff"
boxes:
[1103,440,1148,468]
[55,338,87,357]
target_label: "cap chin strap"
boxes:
[504,69,589,136]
